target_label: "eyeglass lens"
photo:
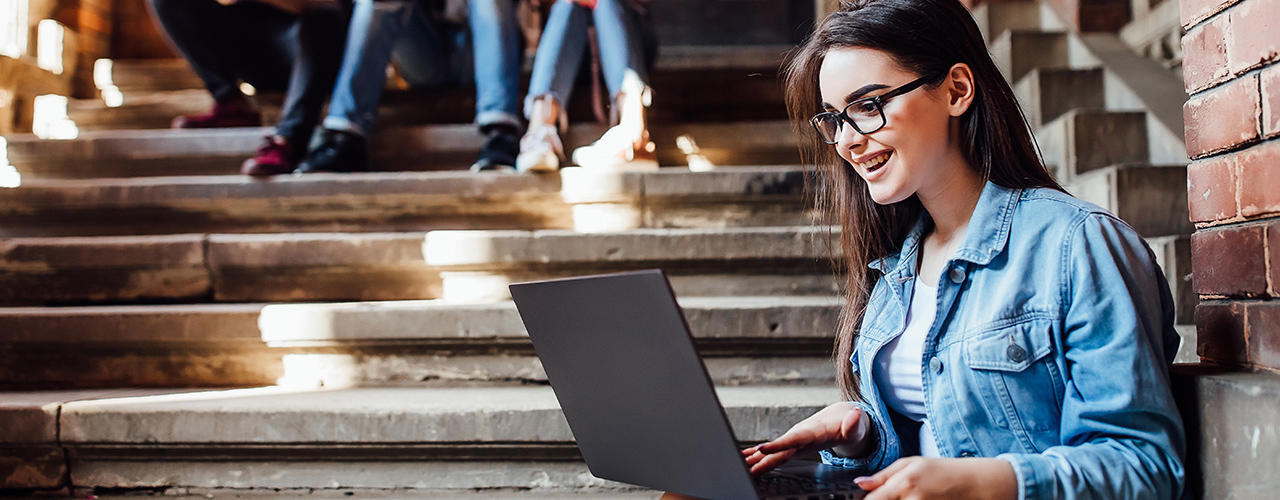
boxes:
[814,100,886,143]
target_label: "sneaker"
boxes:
[570,123,659,171]
[296,130,368,173]
[516,123,563,173]
[173,95,261,129]
[240,135,299,176]
[470,125,520,172]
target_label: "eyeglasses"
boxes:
[809,72,944,144]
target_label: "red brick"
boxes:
[1271,222,1280,295]
[1264,64,1280,138]
[1185,74,1261,158]
[1188,156,1238,222]
[1237,139,1280,217]
[1246,301,1280,369]
[1196,301,1248,365]
[1227,0,1280,74]
[1183,0,1236,27]
[1192,224,1268,296]
[1182,14,1232,93]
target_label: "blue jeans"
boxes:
[323,0,522,137]
[524,0,656,117]
[146,0,347,146]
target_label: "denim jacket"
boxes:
[820,182,1186,500]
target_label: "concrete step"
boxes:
[1062,163,1192,237]
[969,1,1065,42]
[0,389,211,489]
[560,165,810,232]
[6,121,798,179]
[1146,235,1196,326]
[1013,67,1105,128]
[0,172,572,237]
[0,226,836,305]
[0,304,272,390]
[1036,109,1150,180]
[0,232,438,305]
[6,385,837,491]
[1172,366,1280,500]
[424,226,840,301]
[95,58,205,94]
[990,30,1072,83]
[260,296,841,388]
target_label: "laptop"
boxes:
[509,269,867,500]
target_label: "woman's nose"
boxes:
[835,120,866,152]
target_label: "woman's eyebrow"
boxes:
[845,83,889,104]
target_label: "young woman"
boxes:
[740,1,1187,499]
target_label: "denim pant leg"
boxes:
[272,6,348,145]
[524,0,591,118]
[592,0,655,98]
[324,0,427,137]
[469,0,522,131]
[146,0,294,101]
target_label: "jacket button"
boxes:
[959,451,975,458]
[948,267,965,284]
[929,356,943,374]
[1007,344,1028,363]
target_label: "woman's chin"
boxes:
[867,185,911,206]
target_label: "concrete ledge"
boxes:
[0,235,210,305]
[1172,366,1280,500]
[990,30,1072,83]
[58,386,836,444]
[1014,68,1104,128]
[0,172,572,237]
[0,303,263,343]
[1064,164,1192,237]
[1038,110,1150,180]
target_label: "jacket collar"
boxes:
[868,181,1021,274]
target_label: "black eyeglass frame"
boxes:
[809,71,947,144]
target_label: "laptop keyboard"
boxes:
[754,471,862,499]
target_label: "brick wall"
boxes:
[1182,0,1280,371]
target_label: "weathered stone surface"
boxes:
[1014,68,1104,127]
[58,386,836,444]
[0,172,572,237]
[0,303,263,343]
[207,233,439,302]
[1038,110,1150,180]
[1147,235,1196,325]
[1,389,204,443]
[1172,367,1280,500]
[425,227,837,269]
[970,1,1063,42]
[68,460,628,492]
[0,445,65,489]
[990,30,1072,83]
[260,296,839,344]
[0,234,210,305]
[1063,164,1192,237]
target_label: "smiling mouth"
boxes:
[857,151,892,174]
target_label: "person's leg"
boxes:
[517,0,591,172]
[242,4,348,175]
[571,0,658,171]
[468,0,523,171]
[146,0,271,127]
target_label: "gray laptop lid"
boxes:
[510,269,760,500]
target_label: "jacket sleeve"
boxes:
[818,400,898,473]
[997,213,1186,500]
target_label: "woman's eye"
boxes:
[852,101,879,116]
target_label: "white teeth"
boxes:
[857,152,891,172]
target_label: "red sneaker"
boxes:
[240,135,298,176]
[172,95,262,129]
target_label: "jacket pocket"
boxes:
[962,320,1063,433]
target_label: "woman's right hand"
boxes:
[741,402,873,475]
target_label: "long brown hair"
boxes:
[785,0,1063,401]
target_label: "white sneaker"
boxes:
[570,124,659,171]
[516,124,563,173]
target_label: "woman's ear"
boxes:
[945,63,976,117]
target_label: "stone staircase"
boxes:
[1,2,1207,497]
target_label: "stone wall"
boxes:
[1182,0,1280,372]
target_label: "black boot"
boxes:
[296,129,368,173]
[470,125,520,172]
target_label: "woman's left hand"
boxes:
[854,457,1017,500]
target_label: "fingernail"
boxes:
[854,476,872,485]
